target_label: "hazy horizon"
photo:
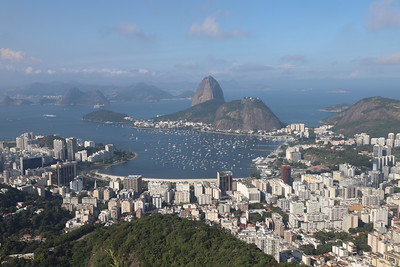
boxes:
[1,0,400,96]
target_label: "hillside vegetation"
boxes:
[157,98,284,131]
[323,96,400,136]
[2,214,305,267]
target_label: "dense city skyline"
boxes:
[1,0,400,92]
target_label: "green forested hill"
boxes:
[80,214,280,267]
[3,214,303,267]
[323,96,400,136]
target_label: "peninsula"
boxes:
[156,76,284,132]
[82,109,133,124]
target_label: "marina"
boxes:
[101,128,283,178]
[0,99,316,179]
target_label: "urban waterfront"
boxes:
[0,95,328,179]
[0,90,385,178]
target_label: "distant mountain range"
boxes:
[323,96,400,137]
[107,83,175,102]
[0,96,32,106]
[157,76,284,131]
[3,81,195,106]
[57,88,109,106]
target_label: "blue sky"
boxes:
[1,0,400,92]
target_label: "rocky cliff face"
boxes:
[323,96,400,136]
[213,97,284,131]
[157,76,284,131]
[191,76,225,106]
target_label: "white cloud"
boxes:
[59,67,159,77]
[117,22,152,39]
[367,0,400,30]
[25,66,42,74]
[0,48,23,61]
[118,23,138,35]
[138,68,149,74]
[328,90,350,94]
[281,54,306,62]
[350,70,363,78]
[24,67,56,75]
[294,88,313,92]
[362,52,400,65]
[375,52,400,64]
[59,67,133,76]
[188,16,249,39]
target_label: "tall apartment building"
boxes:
[217,171,233,194]
[281,165,292,186]
[123,175,143,194]
[66,137,78,161]
[53,139,66,161]
[50,161,77,186]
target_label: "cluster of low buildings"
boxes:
[133,119,305,138]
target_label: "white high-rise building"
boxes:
[370,207,389,226]
[66,137,78,161]
[236,182,260,203]
[306,200,320,213]
[69,178,83,192]
[194,182,204,197]
[329,206,348,221]
[105,144,114,157]
[290,201,304,215]
[53,139,66,161]
[198,194,212,205]
[152,194,163,209]
[174,191,190,204]
[121,200,133,214]
[254,234,281,263]
[176,182,190,192]
[84,140,95,148]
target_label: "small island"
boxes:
[83,109,133,123]
[320,104,350,113]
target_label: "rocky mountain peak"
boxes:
[191,76,225,106]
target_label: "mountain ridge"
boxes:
[157,76,284,131]
[108,83,174,102]
[323,96,400,136]
[57,88,110,106]
[0,96,32,106]
[83,109,131,123]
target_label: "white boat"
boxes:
[42,114,56,118]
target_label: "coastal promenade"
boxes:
[95,171,217,183]
[94,171,245,184]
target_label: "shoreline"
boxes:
[133,126,289,139]
[82,118,131,124]
[84,126,287,181]
[80,152,138,176]
[94,171,248,184]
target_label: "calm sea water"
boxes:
[0,90,387,178]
